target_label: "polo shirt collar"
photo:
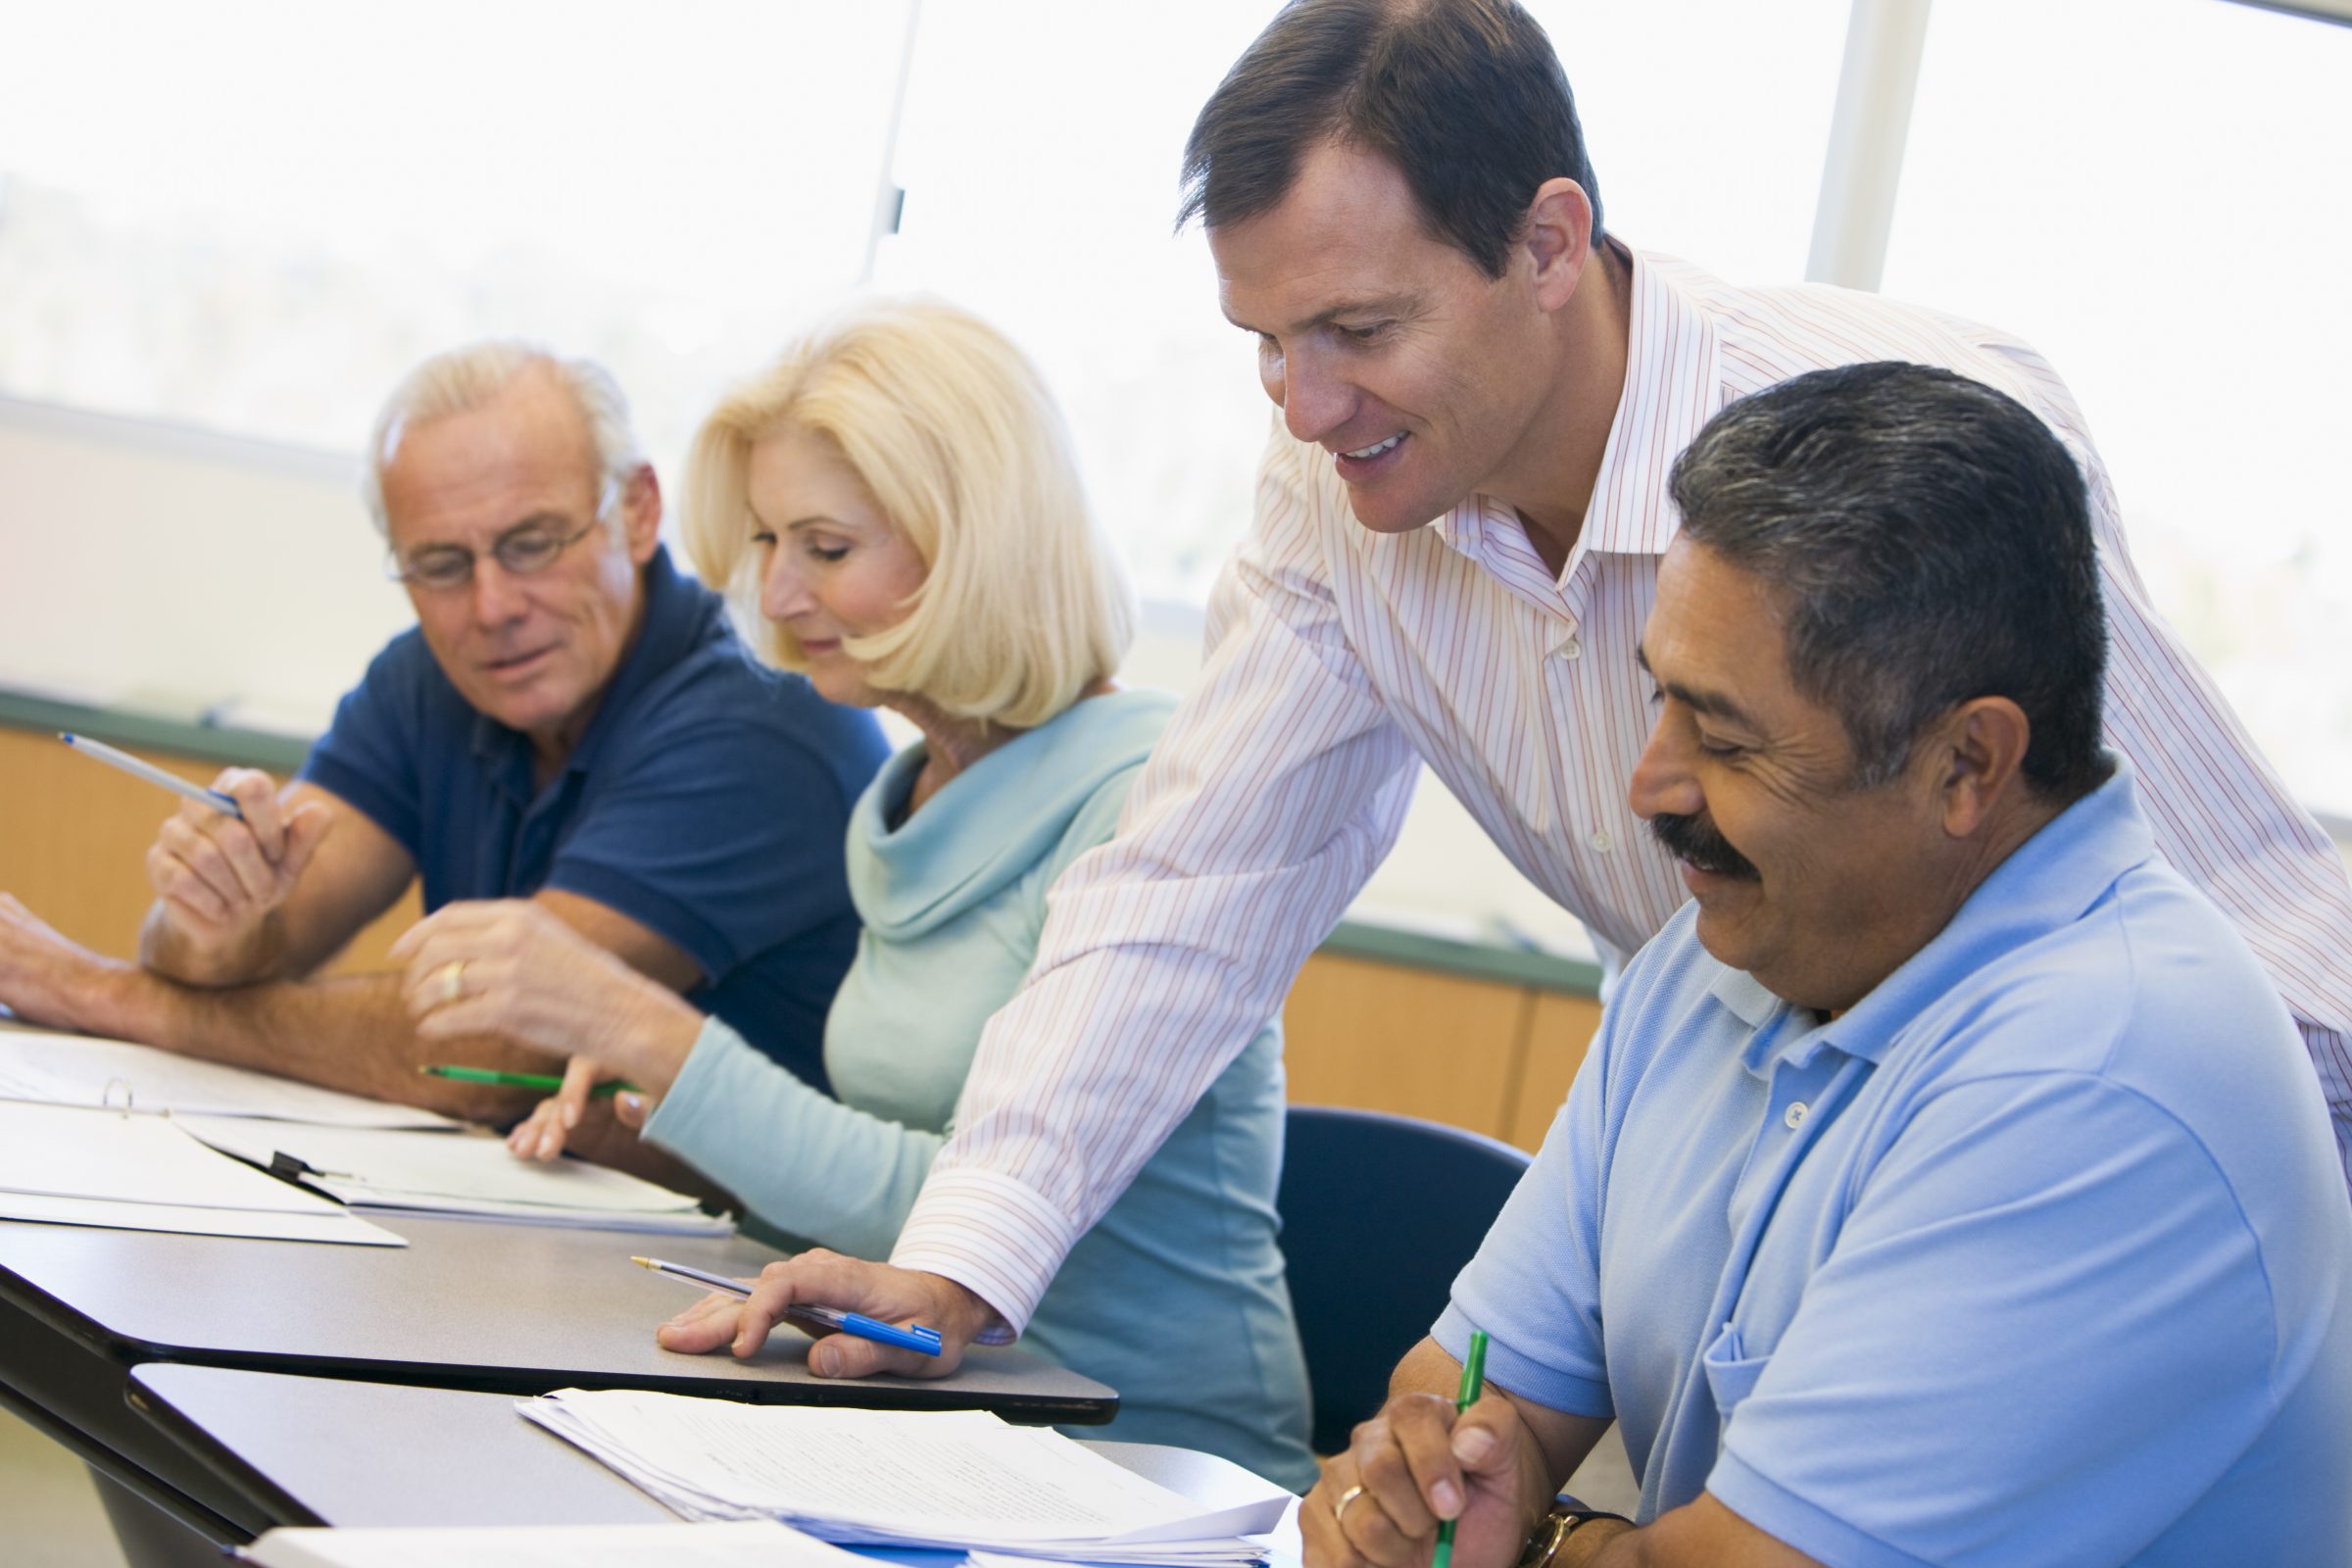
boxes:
[1431,245,1722,579]
[1761,757,2150,1074]
[467,543,701,789]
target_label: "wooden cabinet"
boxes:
[0,726,417,975]
[1505,991,1604,1150]
[1284,952,1599,1153]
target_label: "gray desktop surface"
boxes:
[128,1363,1263,1536]
[0,1210,1115,1546]
[0,1212,1111,1419]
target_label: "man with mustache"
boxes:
[0,342,886,1124]
[1305,362,2352,1566]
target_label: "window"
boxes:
[0,0,915,487]
[1882,0,2352,815]
[873,0,1850,597]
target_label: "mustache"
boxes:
[1649,810,1761,882]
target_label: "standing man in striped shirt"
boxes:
[682,0,2352,1377]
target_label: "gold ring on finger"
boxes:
[438,959,466,1006]
[1334,1484,1367,1527]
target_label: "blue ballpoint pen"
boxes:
[60,732,245,818]
[629,1256,944,1355]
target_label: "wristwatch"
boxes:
[1514,1498,1632,1568]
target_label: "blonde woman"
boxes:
[391,299,1316,1489]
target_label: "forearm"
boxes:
[1559,1492,1815,1568]
[1561,1521,1640,1568]
[137,901,296,987]
[72,957,549,1124]
[645,1017,941,1257]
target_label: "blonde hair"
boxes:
[684,299,1134,730]
[362,340,646,540]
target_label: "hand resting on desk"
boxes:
[658,1249,1002,1378]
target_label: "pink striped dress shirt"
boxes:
[892,249,2352,1334]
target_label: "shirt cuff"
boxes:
[638,1014,743,1151]
[888,1168,1084,1342]
[1433,1304,1614,1419]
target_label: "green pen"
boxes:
[1432,1329,1489,1568]
[419,1064,638,1097]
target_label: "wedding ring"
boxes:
[1335,1484,1367,1527]
[438,959,466,1006]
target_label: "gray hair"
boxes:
[1669,361,2110,803]
[360,340,647,538]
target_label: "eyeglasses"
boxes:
[385,480,617,592]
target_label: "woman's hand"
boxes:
[508,1058,659,1161]
[389,899,703,1092]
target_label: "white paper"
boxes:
[517,1390,1284,1562]
[239,1520,860,1568]
[0,1190,404,1246]
[0,1101,346,1211]
[0,1101,403,1245]
[172,1115,726,1234]
[0,1029,458,1129]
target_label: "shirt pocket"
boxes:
[1701,1321,1774,1432]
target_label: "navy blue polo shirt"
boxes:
[302,545,886,1092]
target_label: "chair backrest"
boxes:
[1276,1104,1534,1454]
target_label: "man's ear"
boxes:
[1524,176,1594,313]
[621,464,663,565]
[1930,697,2033,838]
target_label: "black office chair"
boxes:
[1276,1104,1535,1454]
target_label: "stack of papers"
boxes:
[239,1520,865,1568]
[0,1028,458,1130]
[0,1101,403,1246]
[173,1116,731,1237]
[520,1390,1289,1566]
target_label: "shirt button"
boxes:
[1558,636,1582,661]
[1784,1102,1808,1129]
[1589,829,1615,853]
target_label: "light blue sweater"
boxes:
[644,689,1317,1490]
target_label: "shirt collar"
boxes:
[466,543,700,785]
[1430,246,1722,572]
[1578,246,1723,562]
[1762,757,2151,1072]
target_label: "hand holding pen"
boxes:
[1308,1331,1546,1568]
[632,1256,943,1356]
[58,735,337,973]
[655,1248,997,1381]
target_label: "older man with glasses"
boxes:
[0,342,887,1130]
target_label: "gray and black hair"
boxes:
[1178,0,1601,279]
[1669,362,2111,803]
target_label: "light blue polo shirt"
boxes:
[1438,763,2352,1565]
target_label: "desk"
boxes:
[0,1212,1114,1551]
[125,1363,1269,1537]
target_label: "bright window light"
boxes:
[1883,0,2352,816]
[874,0,1851,598]
[0,0,914,483]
